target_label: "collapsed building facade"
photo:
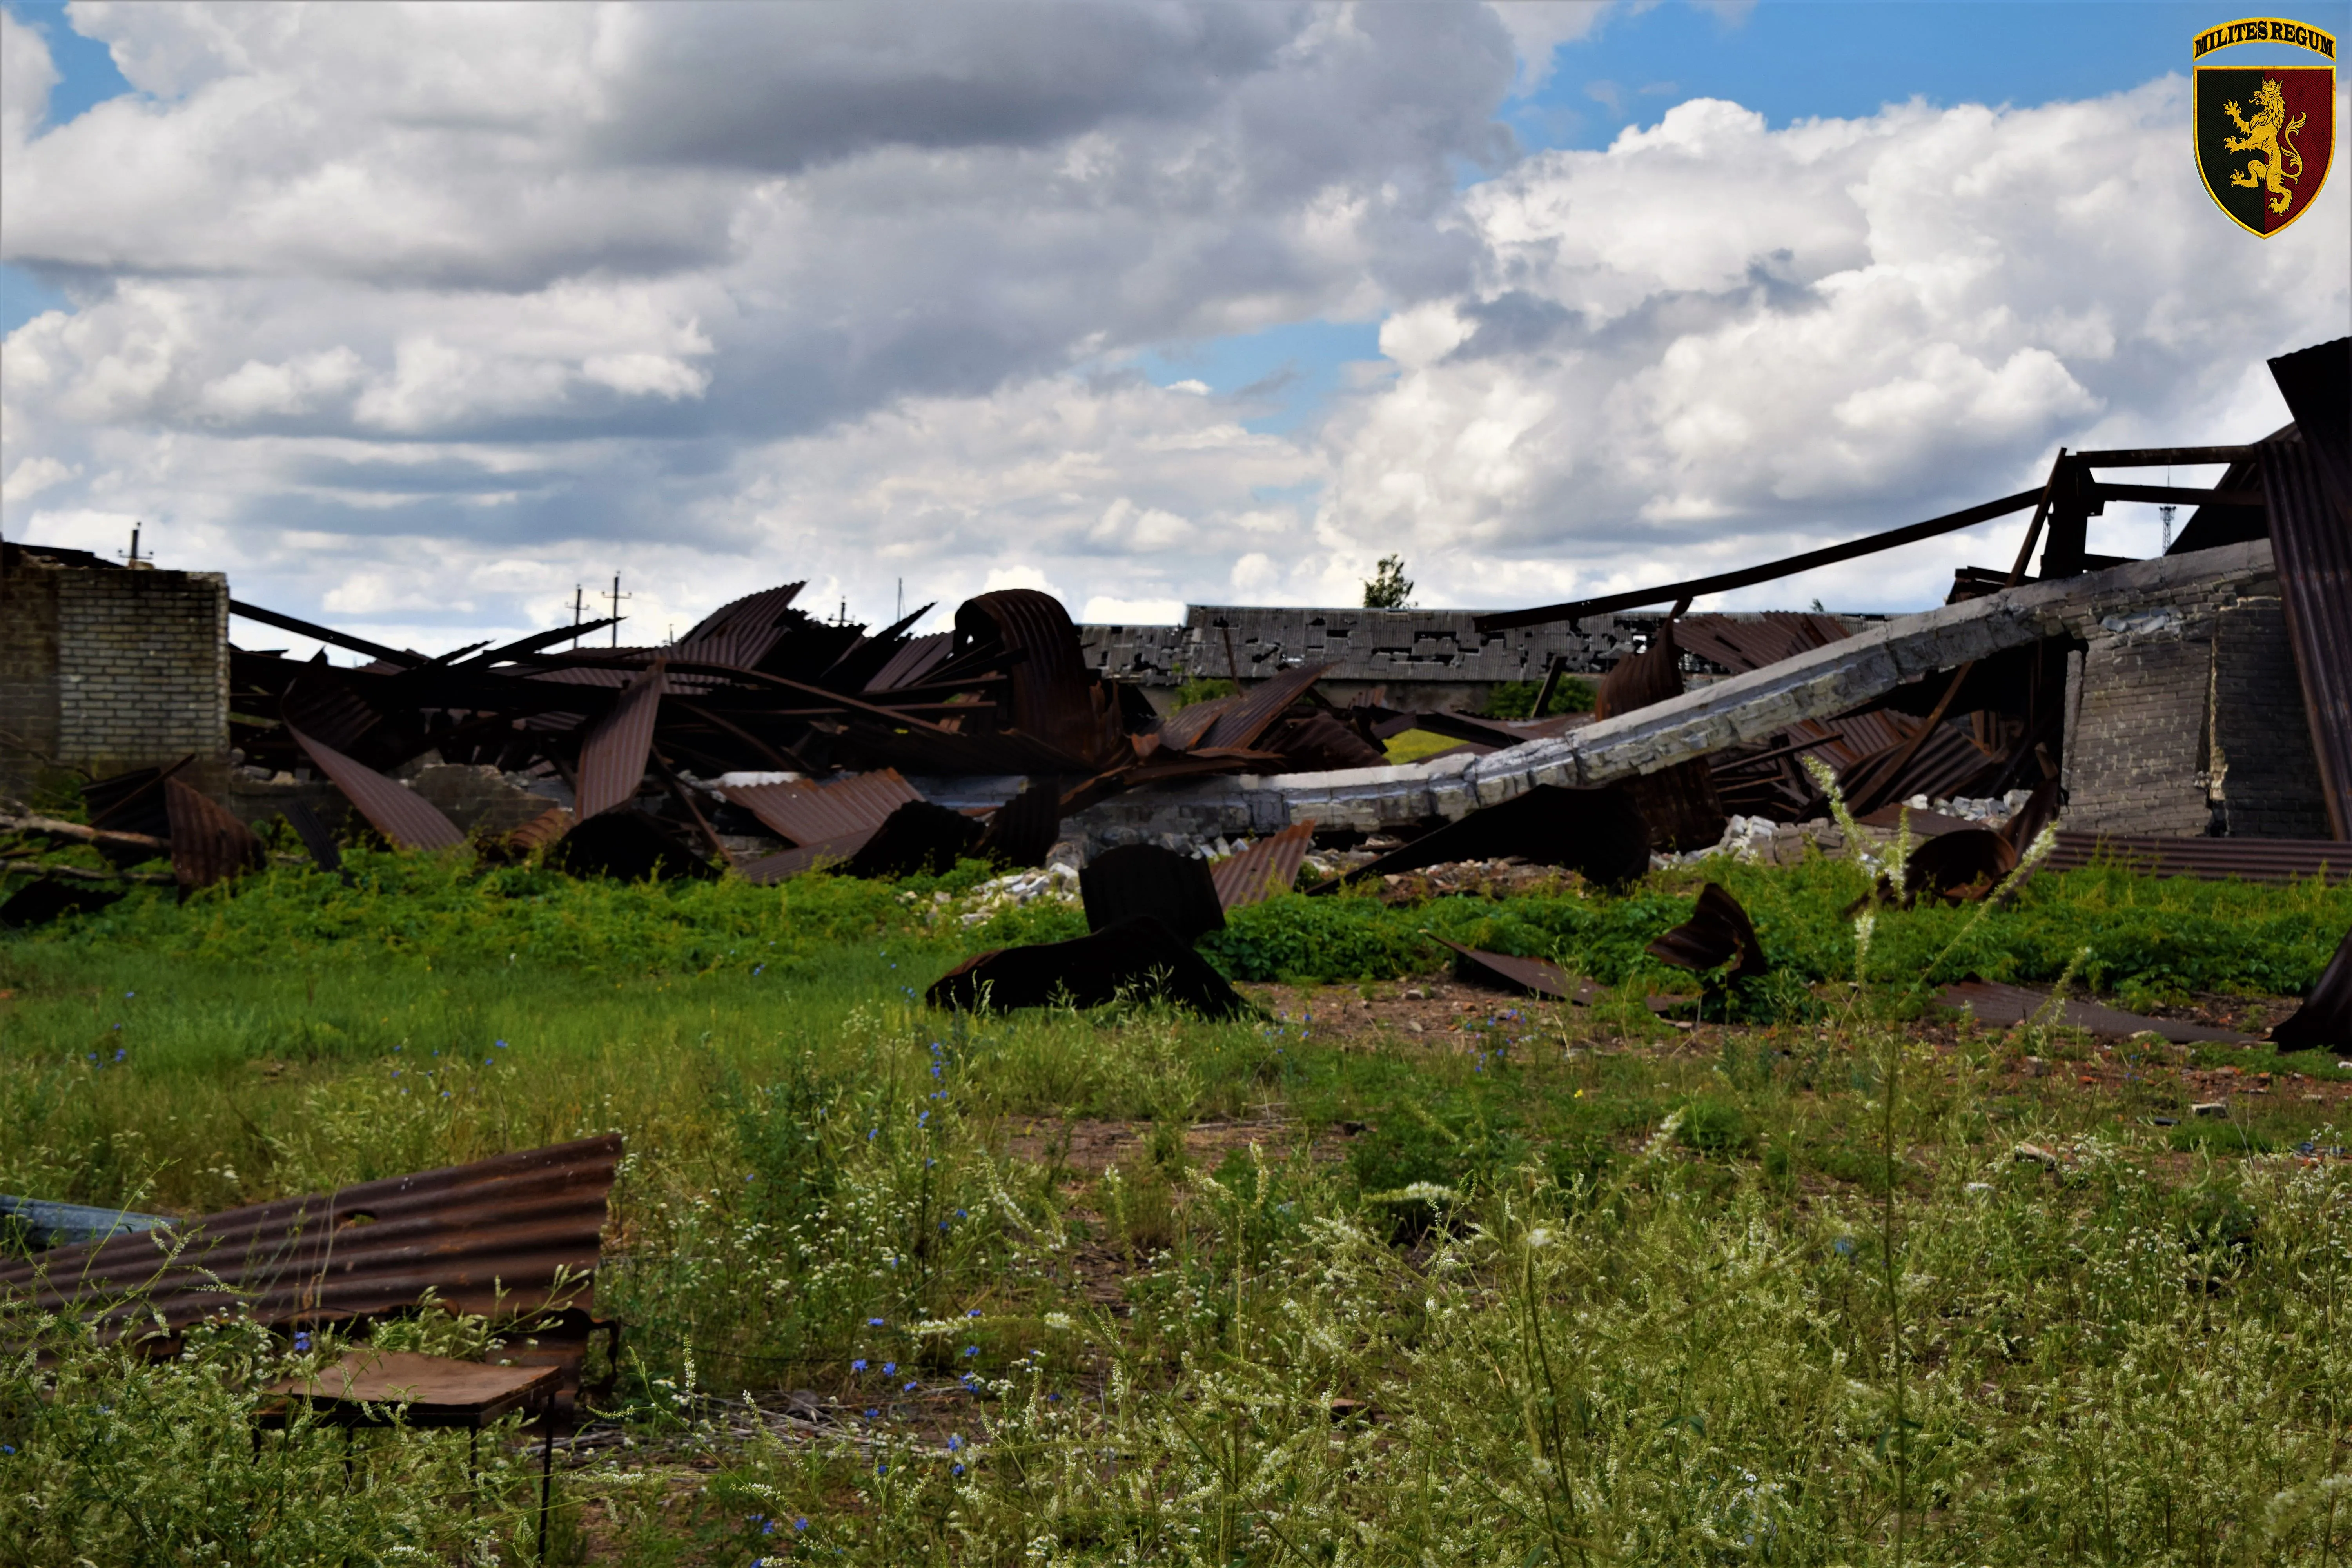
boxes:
[1,338,2344,908]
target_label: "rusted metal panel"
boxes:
[287,725,465,851]
[2042,833,2349,884]
[1193,662,1335,753]
[1646,883,1769,981]
[864,632,954,693]
[0,1135,622,1333]
[1311,784,1650,894]
[1211,821,1314,910]
[726,768,920,846]
[672,583,806,670]
[2260,435,2352,839]
[927,915,1247,1016]
[978,780,1062,868]
[1081,844,1225,944]
[1940,980,2255,1045]
[548,809,714,881]
[1431,937,1594,1002]
[956,590,1120,765]
[1595,623,1725,852]
[2271,922,2352,1052]
[162,779,264,891]
[573,658,665,819]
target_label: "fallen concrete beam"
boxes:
[1065,541,2279,846]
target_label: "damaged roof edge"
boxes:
[1066,540,2285,843]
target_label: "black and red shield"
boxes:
[2196,65,2335,236]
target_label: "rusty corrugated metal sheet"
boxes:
[0,1136,621,1333]
[864,632,953,693]
[162,779,264,891]
[1081,844,1225,943]
[1646,883,1768,980]
[574,658,665,818]
[1160,694,1238,751]
[927,916,1247,1016]
[673,582,806,670]
[1211,821,1314,909]
[1432,937,1594,1001]
[1194,662,1334,753]
[1940,980,2254,1044]
[1310,784,1650,893]
[726,768,921,846]
[2260,436,2352,840]
[287,725,465,851]
[1595,624,1726,851]
[2043,833,2349,884]
[957,590,1120,764]
[1675,613,1857,675]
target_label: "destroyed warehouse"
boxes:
[2,338,2345,913]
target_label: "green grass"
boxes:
[4,847,2351,1563]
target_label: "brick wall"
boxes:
[2063,623,2215,837]
[2209,595,2331,838]
[55,568,230,777]
[0,558,229,796]
[0,563,64,796]
[2058,572,2330,838]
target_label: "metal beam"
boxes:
[1472,488,2041,633]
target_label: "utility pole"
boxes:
[896,577,903,622]
[116,524,143,567]
[604,573,631,648]
[570,584,584,648]
[2160,465,2175,552]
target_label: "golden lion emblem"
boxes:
[2222,77,2307,214]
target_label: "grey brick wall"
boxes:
[0,560,229,795]
[0,563,64,795]
[1078,605,1880,713]
[2209,595,2331,838]
[2058,571,2328,839]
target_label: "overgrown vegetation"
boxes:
[4,834,2350,1563]
[1478,673,1599,717]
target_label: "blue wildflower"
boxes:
[851,1359,868,1372]
[967,1308,981,1318]
[794,1518,808,1532]
[963,1345,978,1357]
[114,1048,126,1061]
[947,1434,963,1450]
[294,1331,311,1352]
[882,1362,897,1376]
[867,1317,886,1327]
[903,1381,918,1392]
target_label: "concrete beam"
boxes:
[1065,541,2278,848]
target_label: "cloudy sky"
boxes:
[2,1,2345,655]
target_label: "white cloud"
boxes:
[1081,594,1185,625]
[1,454,76,503]
[2,4,2343,643]
[1310,79,2347,612]
[0,8,58,148]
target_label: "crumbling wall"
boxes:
[2062,613,2214,837]
[1079,606,1880,715]
[2209,595,2332,838]
[2060,582,2330,839]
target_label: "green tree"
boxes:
[1361,553,1414,608]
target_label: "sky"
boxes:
[2,0,2345,659]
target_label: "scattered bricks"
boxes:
[2191,1102,2229,1118]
